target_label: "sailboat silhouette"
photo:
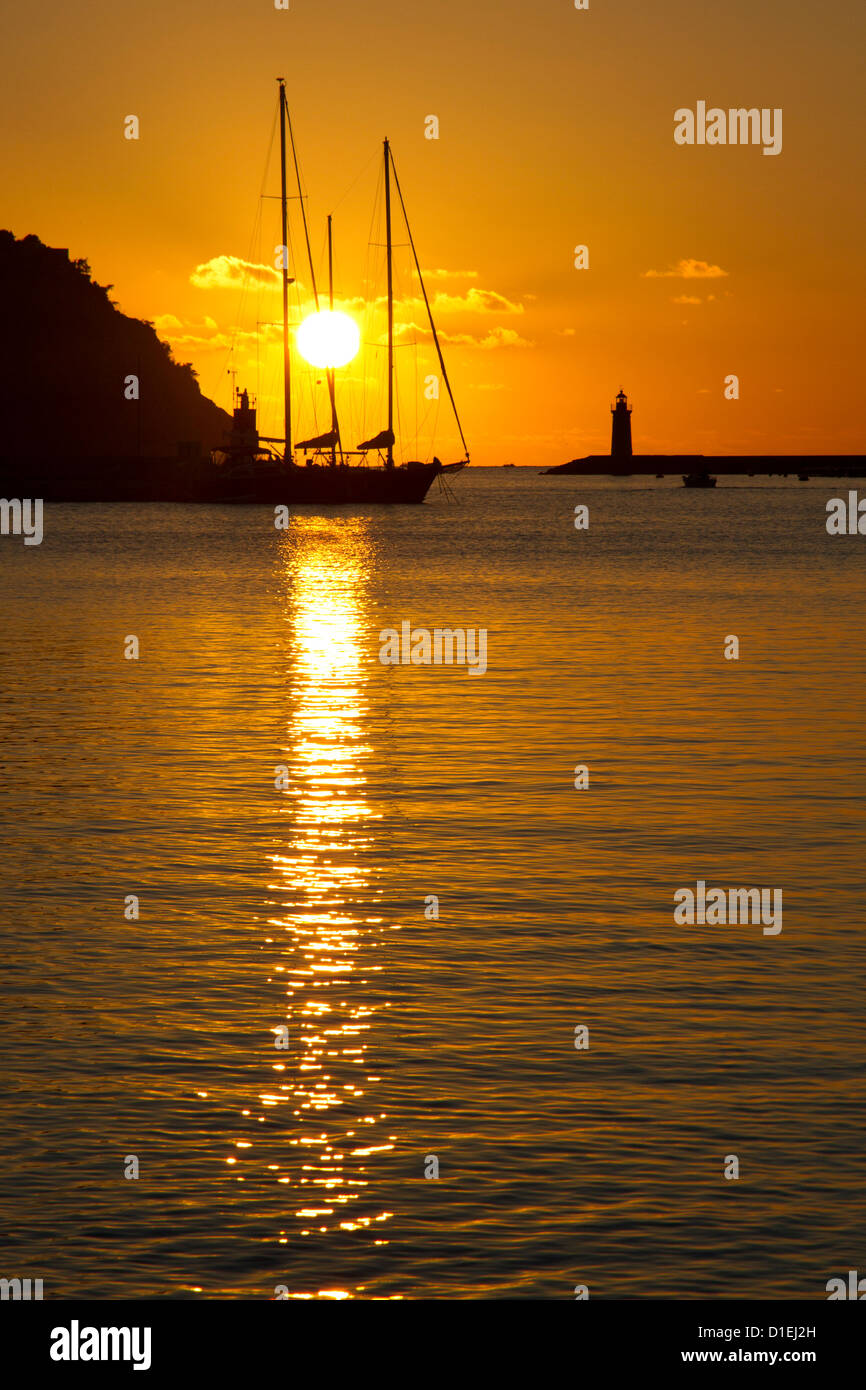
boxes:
[210,82,469,504]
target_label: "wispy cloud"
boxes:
[442,325,533,349]
[392,322,532,349]
[418,268,479,280]
[370,286,524,316]
[190,255,281,290]
[154,314,281,353]
[642,258,729,279]
[671,295,702,305]
[431,286,524,315]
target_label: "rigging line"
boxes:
[360,167,382,441]
[235,111,277,336]
[250,102,278,269]
[317,222,328,297]
[284,91,333,448]
[256,202,261,408]
[331,146,379,216]
[247,194,266,409]
[209,102,277,406]
[414,340,418,455]
[394,345,402,462]
[284,96,319,308]
[417,390,441,450]
[235,92,280,431]
[388,148,470,459]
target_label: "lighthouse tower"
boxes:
[610,388,633,458]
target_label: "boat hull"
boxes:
[205,460,442,504]
[0,459,443,505]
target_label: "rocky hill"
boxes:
[0,231,230,465]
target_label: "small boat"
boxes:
[682,472,717,488]
[798,473,809,481]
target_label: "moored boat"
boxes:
[211,83,468,505]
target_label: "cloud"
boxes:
[385,287,524,316]
[671,295,702,305]
[154,314,281,354]
[431,286,524,315]
[153,313,185,334]
[642,259,729,279]
[333,294,366,312]
[443,326,533,349]
[190,255,281,290]
[162,269,530,361]
[392,322,532,349]
[418,268,479,280]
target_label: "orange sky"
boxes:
[3,0,864,465]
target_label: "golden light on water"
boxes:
[263,517,394,1294]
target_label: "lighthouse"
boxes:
[611,388,633,458]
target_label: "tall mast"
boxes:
[327,213,339,467]
[384,138,394,468]
[278,79,291,462]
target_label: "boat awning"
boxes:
[356,428,395,451]
[297,429,339,449]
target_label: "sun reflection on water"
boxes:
[264,517,394,1293]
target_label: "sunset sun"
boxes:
[296,309,360,369]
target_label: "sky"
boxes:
[3,0,864,465]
